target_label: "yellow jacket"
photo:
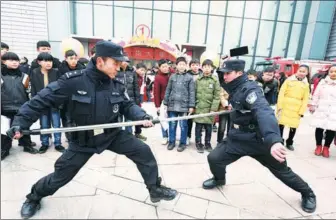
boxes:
[277,75,310,128]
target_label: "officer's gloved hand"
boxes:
[6,126,23,140]
[142,114,154,128]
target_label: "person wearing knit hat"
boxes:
[277,64,310,151]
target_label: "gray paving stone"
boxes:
[173,194,209,219]
[160,164,210,189]
[205,201,240,219]
[88,194,157,219]
[221,182,302,218]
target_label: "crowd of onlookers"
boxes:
[1,40,336,161]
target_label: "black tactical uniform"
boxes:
[8,41,177,219]
[202,60,316,213]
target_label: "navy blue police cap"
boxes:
[217,59,245,73]
[95,40,128,62]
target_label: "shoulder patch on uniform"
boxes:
[65,70,84,79]
[246,91,258,104]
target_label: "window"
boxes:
[227,1,244,17]
[309,22,332,59]
[287,23,301,58]
[154,1,171,11]
[189,14,207,45]
[75,3,93,36]
[152,11,170,39]
[261,1,277,20]
[317,1,336,22]
[209,1,226,16]
[256,20,274,56]
[173,1,190,12]
[114,1,132,7]
[223,17,242,55]
[171,12,188,43]
[277,1,293,22]
[134,1,152,9]
[94,1,112,6]
[134,9,152,35]
[272,22,290,57]
[285,65,292,72]
[94,4,112,38]
[293,1,306,23]
[191,1,208,14]
[244,1,261,19]
[241,19,258,54]
[114,7,132,38]
[206,16,224,51]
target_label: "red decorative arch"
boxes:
[124,46,176,62]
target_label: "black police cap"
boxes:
[217,59,245,73]
[95,40,127,62]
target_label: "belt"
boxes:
[233,124,257,132]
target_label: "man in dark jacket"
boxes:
[257,67,278,105]
[30,52,64,153]
[117,60,147,140]
[29,41,61,76]
[1,52,38,159]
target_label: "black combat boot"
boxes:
[301,192,316,213]
[20,199,41,219]
[204,143,213,152]
[149,177,178,203]
[23,146,38,154]
[38,145,49,154]
[202,177,225,189]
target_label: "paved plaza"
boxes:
[1,103,336,219]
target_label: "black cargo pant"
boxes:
[207,142,313,195]
[26,130,159,201]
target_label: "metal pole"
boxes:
[21,110,233,135]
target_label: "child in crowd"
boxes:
[193,59,220,153]
[277,65,310,151]
[163,57,195,152]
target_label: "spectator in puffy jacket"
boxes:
[154,59,171,145]
[193,59,220,153]
[309,64,336,158]
[163,56,195,152]
[257,67,278,105]
[1,52,38,160]
[277,65,310,151]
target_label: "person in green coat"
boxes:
[194,59,221,153]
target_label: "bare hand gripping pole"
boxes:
[21,110,233,135]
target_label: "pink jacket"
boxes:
[310,76,336,131]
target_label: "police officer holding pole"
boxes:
[7,41,177,219]
[202,59,317,213]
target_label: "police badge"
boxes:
[246,92,257,104]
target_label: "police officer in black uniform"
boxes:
[7,41,177,219]
[202,60,316,213]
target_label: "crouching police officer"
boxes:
[7,41,177,219]
[202,60,316,213]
